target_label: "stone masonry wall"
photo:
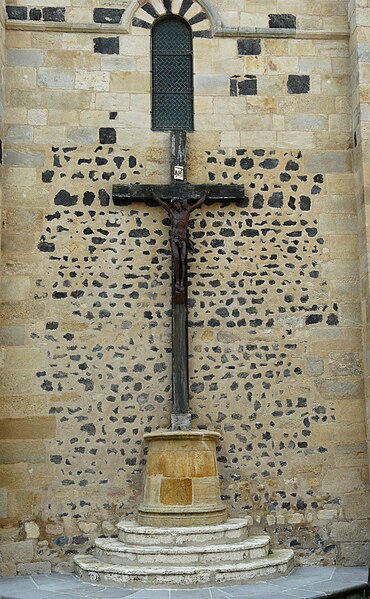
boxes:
[0,0,368,576]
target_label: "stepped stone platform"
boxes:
[74,518,294,587]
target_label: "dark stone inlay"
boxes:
[42,7,65,22]
[99,128,117,145]
[93,8,124,24]
[269,13,296,29]
[179,0,193,17]
[109,112,118,120]
[29,7,41,20]
[193,30,212,38]
[132,17,152,29]
[238,75,257,96]
[288,74,310,94]
[230,78,237,97]
[237,38,261,56]
[93,37,119,55]
[188,11,207,25]
[141,2,160,19]
[6,5,28,20]
[163,0,172,14]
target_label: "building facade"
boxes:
[0,0,369,575]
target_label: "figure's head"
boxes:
[172,198,183,211]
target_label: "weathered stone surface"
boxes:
[17,561,51,575]
[0,540,34,563]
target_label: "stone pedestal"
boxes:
[137,430,227,527]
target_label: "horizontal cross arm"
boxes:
[112,183,245,206]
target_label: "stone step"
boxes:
[74,549,294,588]
[95,536,270,566]
[117,518,249,546]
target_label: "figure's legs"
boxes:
[180,244,187,290]
[170,240,182,291]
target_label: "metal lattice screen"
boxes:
[152,17,194,131]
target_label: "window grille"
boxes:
[152,17,194,131]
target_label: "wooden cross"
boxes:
[112,132,244,430]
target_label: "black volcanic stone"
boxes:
[237,38,261,55]
[269,13,296,28]
[238,76,257,96]
[99,128,116,144]
[93,8,124,23]
[93,37,119,55]
[288,75,310,94]
[43,7,65,21]
[6,5,27,19]
[29,8,41,20]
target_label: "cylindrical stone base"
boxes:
[137,430,227,527]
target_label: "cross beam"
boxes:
[112,132,245,430]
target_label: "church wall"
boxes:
[0,0,368,575]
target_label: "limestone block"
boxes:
[6,125,33,145]
[340,542,370,566]
[330,235,358,260]
[194,74,229,96]
[102,56,136,72]
[285,114,328,132]
[7,48,43,68]
[342,492,370,520]
[110,72,150,93]
[95,92,130,111]
[0,416,56,440]
[317,509,338,521]
[240,130,276,147]
[319,214,358,235]
[0,276,30,302]
[4,347,45,369]
[25,521,40,539]
[0,540,34,563]
[0,326,25,347]
[331,520,369,542]
[4,151,44,167]
[5,66,36,90]
[277,95,336,114]
[288,39,316,56]
[277,131,315,149]
[27,109,47,126]
[0,489,7,518]
[66,127,97,145]
[33,126,66,144]
[10,89,91,111]
[17,562,51,575]
[0,440,47,464]
[38,68,75,89]
[75,71,110,91]
[47,109,79,127]
[6,31,31,49]
[77,522,98,534]
[322,467,366,495]
[160,478,192,506]
[221,131,241,148]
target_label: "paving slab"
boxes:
[0,567,367,599]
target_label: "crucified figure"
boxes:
[151,189,210,293]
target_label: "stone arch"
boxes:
[122,0,221,36]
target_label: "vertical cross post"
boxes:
[170,131,191,430]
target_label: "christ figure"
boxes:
[151,189,210,293]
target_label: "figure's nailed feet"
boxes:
[175,283,185,292]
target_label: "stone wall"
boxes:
[0,0,368,575]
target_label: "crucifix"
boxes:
[112,131,244,430]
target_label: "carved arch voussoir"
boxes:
[122,0,221,36]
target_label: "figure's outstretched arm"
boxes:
[188,188,210,213]
[151,190,170,213]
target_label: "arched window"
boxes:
[152,16,194,131]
